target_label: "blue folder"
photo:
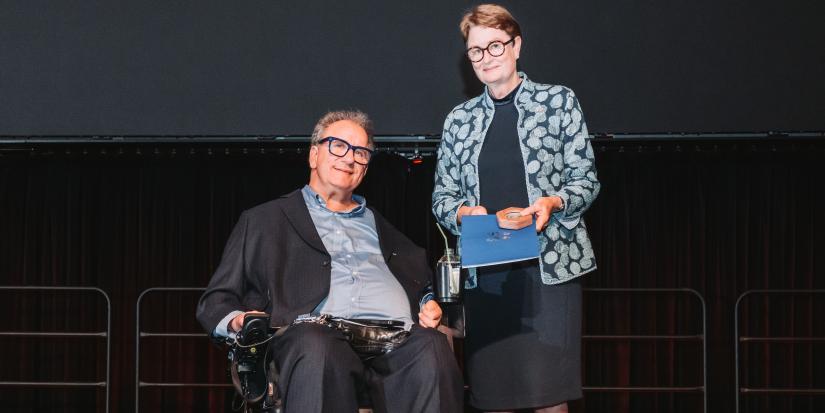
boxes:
[459,215,541,268]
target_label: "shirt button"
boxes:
[351,297,356,302]
[335,230,342,235]
[346,254,351,258]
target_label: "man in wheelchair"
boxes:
[197,110,463,413]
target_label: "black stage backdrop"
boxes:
[1,138,824,412]
[1,0,824,135]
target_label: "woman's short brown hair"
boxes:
[459,4,522,42]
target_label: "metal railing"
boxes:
[734,289,825,412]
[135,287,231,412]
[582,288,707,412]
[0,286,111,413]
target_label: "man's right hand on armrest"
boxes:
[229,311,268,334]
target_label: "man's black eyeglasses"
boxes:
[317,136,374,165]
[466,38,515,63]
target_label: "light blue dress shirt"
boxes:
[301,185,413,329]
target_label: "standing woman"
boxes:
[432,4,600,413]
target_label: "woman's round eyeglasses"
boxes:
[466,38,515,63]
[318,136,373,165]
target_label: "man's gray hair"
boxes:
[310,110,374,147]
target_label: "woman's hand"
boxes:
[520,196,563,232]
[457,205,488,224]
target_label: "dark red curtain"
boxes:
[1,138,823,412]
[581,139,825,413]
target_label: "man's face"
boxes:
[308,119,371,195]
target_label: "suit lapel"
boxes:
[280,189,328,254]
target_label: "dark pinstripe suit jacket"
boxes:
[196,189,432,333]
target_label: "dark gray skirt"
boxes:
[463,260,583,410]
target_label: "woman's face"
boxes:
[466,25,521,88]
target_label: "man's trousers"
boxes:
[269,322,463,413]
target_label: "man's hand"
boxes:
[418,300,442,328]
[229,311,267,333]
[457,205,488,224]
[520,196,563,232]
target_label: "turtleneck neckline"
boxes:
[490,80,522,105]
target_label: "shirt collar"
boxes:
[301,184,366,217]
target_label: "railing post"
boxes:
[0,286,111,413]
[135,287,232,412]
[583,288,707,411]
[734,289,825,413]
